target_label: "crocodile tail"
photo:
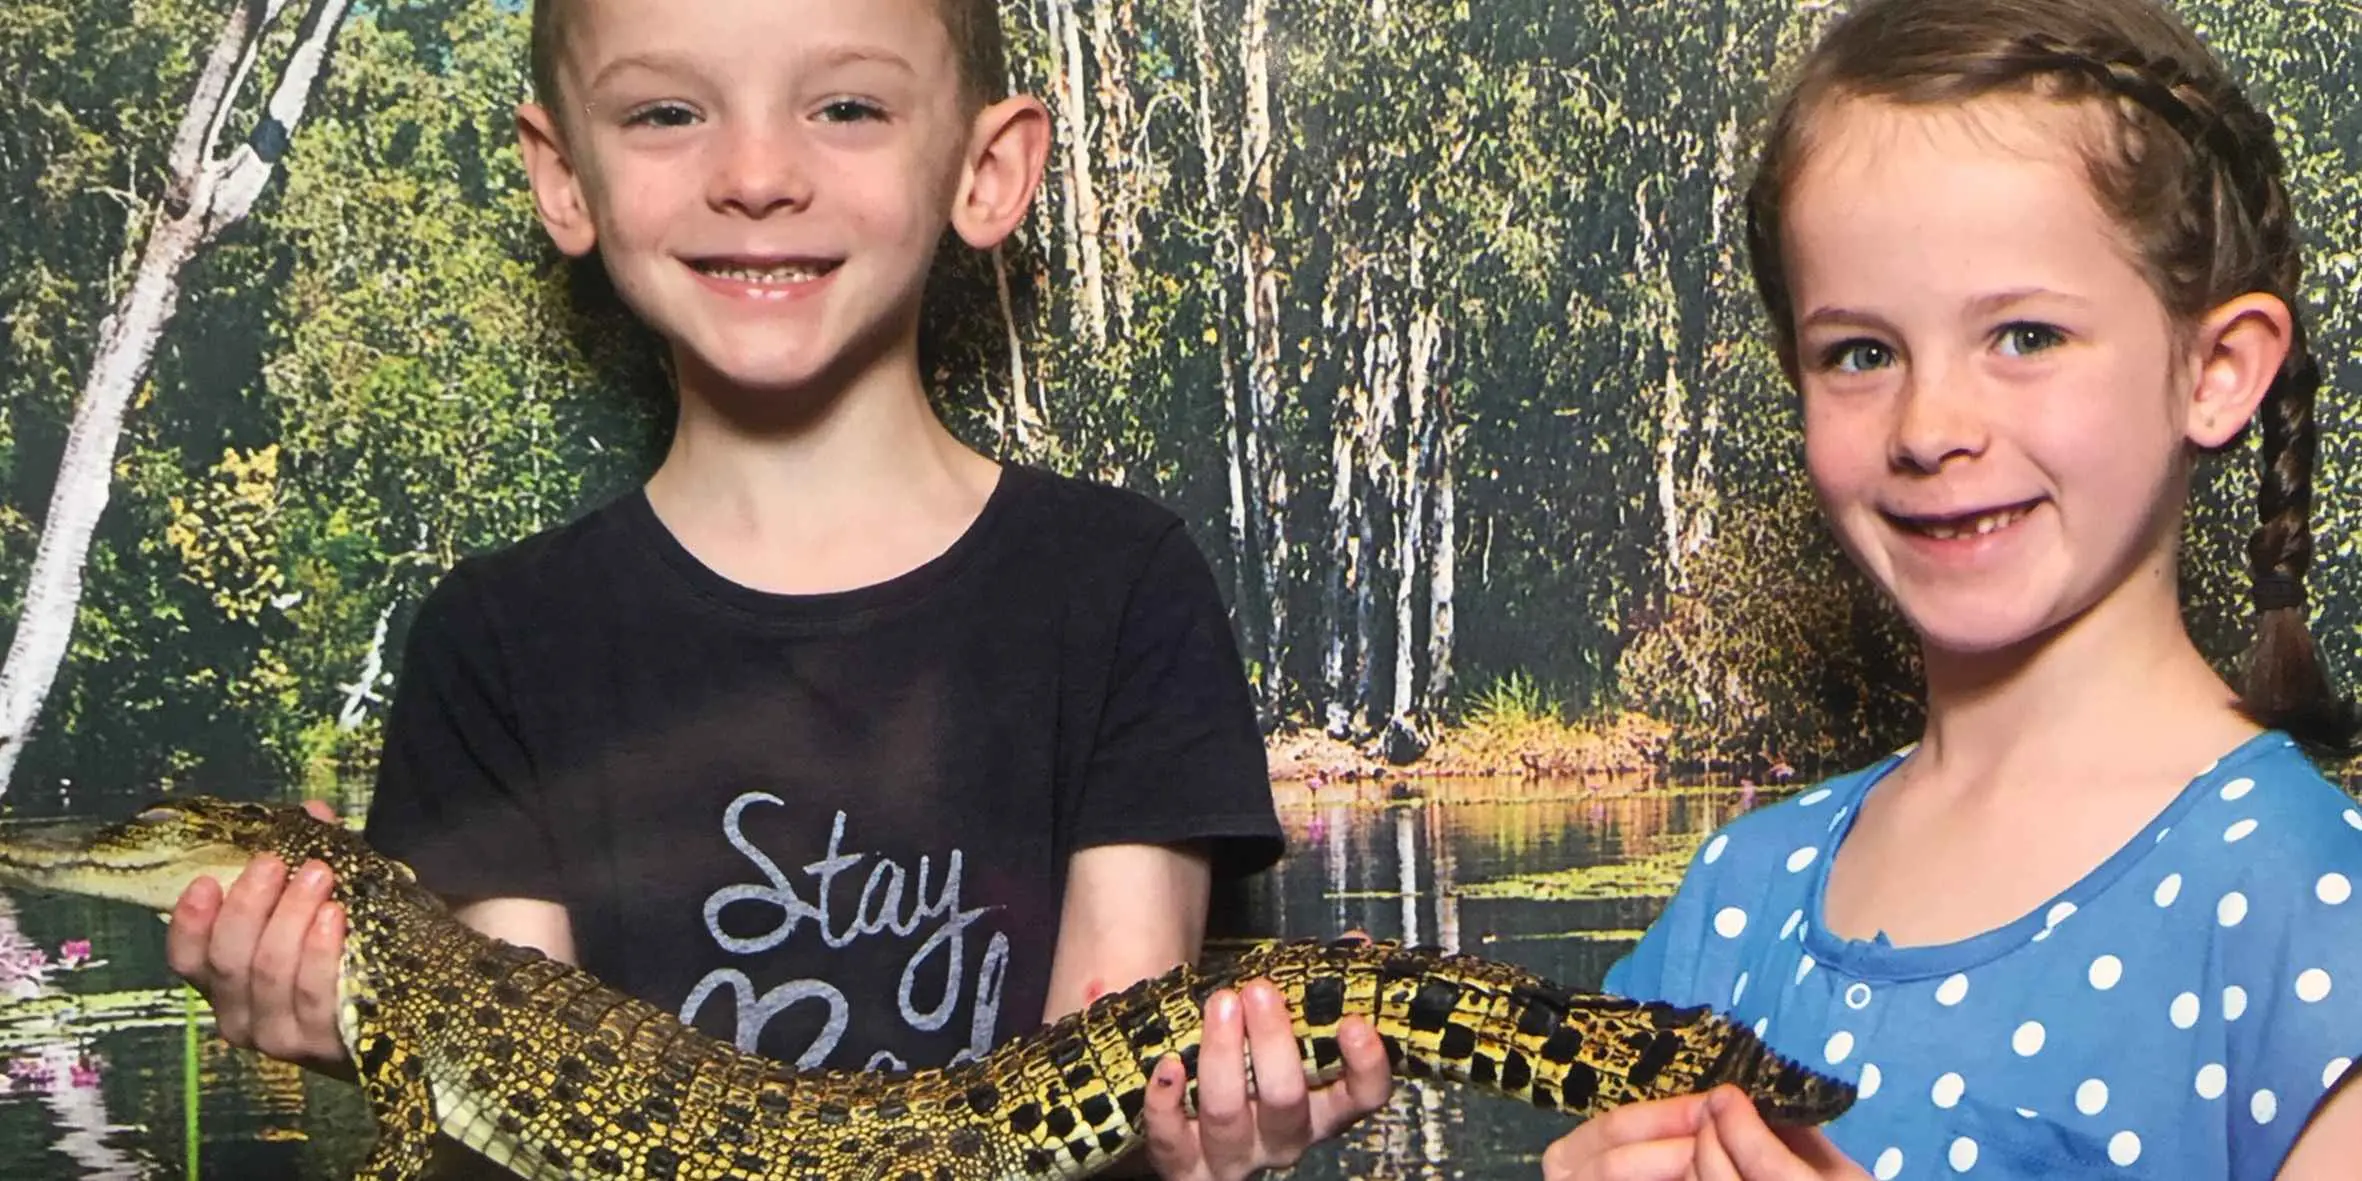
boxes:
[1218,939,1855,1125]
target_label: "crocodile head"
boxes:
[0,796,399,914]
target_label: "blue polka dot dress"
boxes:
[1607,732,2362,1178]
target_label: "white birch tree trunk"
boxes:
[1187,0,1258,666]
[1238,0,1288,714]
[1389,283,1439,731]
[1424,391,1457,716]
[1321,263,1369,737]
[1046,0,1107,346]
[0,0,355,795]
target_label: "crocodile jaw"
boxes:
[0,835,250,914]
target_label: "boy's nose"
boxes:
[1888,367,1988,473]
[707,124,814,216]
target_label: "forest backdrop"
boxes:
[2,0,2360,1177]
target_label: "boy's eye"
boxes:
[623,102,699,129]
[816,98,886,123]
[1996,322,2065,358]
[1821,339,1896,374]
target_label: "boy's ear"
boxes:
[517,102,599,258]
[950,96,1051,250]
[2185,292,2294,449]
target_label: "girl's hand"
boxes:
[1141,978,1393,1180]
[1540,1092,1714,1181]
[163,800,350,1074]
[1692,1086,1866,1181]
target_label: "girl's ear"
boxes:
[2186,293,2294,449]
[951,96,1051,250]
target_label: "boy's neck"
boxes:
[1908,562,2260,798]
[642,348,1004,596]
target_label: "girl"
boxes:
[1546,1,2362,1178]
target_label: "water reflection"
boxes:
[0,775,1756,1179]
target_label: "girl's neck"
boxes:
[641,342,1002,595]
[1910,565,2259,797]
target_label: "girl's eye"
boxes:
[623,103,698,129]
[1821,339,1896,374]
[1996,322,2065,358]
[817,98,886,123]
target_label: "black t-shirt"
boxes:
[363,464,1281,1073]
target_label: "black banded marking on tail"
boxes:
[1627,1029,1684,1089]
[1408,979,1462,1033]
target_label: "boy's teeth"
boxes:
[705,263,828,283]
[1920,506,2027,540]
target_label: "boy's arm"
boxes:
[1041,842,1391,1181]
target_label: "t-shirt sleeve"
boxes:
[1064,523,1282,877]
[2223,786,2362,1175]
[363,563,563,903]
[1604,831,1729,1004]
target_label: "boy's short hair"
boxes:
[530,0,1009,117]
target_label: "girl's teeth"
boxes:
[708,265,826,283]
[1922,507,2025,540]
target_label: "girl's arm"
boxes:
[1040,841,1391,1181]
[2278,1075,2362,1179]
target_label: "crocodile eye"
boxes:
[132,807,180,825]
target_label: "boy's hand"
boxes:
[1141,978,1392,1181]
[1691,1087,1866,1181]
[1539,1091,1714,1181]
[164,799,350,1074]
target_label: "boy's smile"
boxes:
[1781,96,2220,659]
[522,0,979,398]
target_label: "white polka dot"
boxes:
[1754,1017,1768,1037]
[1703,834,1729,864]
[2076,1078,2109,1115]
[2345,809,2362,832]
[1948,1136,1978,1171]
[2297,968,2333,1003]
[2155,826,2171,843]
[1828,805,1851,832]
[2253,1089,2279,1124]
[2154,873,2183,907]
[1787,846,1820,872]
[1826,1031,1855,1064]
[1799,788,1833,806]
[2089,955,2123,990]
[1936,973,1970,1006]
[1932,1072,1966,1108]
[2224,818,2259,843]
[2218,892,2249,927]
[1874,1148,1904,1180]
[2319,873,2352,905]
[1847,981,1874,1010]
[2224,986,2248,1022]
[2327,1058,2353,1090]
[2046,901,2078,927]
[2221,777,2256,801]
[1858,1063,1882,1100]
[2171,992,2201,1029]
[2012,1021,2046,1056]
[1714,907,1748,938]
[2196,1063,2227,1100]
[2015,1107,2038,1119]
[2108,1131,2141,1166]
[1780,909,1803,940]
[1795,954,1816,985]
[1732,972,1750,1006]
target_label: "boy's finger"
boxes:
[165,877,224,982]
[1573,1093,1713,1154]
[1238,980,1312,1157]
[251,862,331,998]
[293,903,345,1037]
[1192,990,1259,1175]
[205,855,288,982]
[1691,1109,1740,1181]
[1310,1016,1392,1136]
[1139,1055,1204,1178]
[301,799,337,825]
[1541,1131,1699,1181]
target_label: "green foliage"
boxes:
[1465,671,1563,731]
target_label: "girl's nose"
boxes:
[1889,367,1988,473]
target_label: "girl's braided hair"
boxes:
[1745,0,2350,751]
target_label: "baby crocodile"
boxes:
[0,797,1852,1179]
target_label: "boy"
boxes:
[165,0,1391,1176]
